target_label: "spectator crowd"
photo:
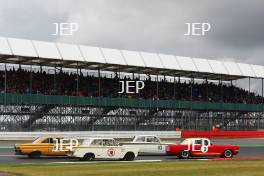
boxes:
[0,68,263,104]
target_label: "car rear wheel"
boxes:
[81,153,95,161]
[179,150,190,159]
[28,151,41,158]
[123,152,135,161]
[223,150,233,158]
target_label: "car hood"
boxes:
[15,143,48,147]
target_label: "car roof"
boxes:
[83,137,114,140]
[134,135,159,138]
[38,136,63,139]
[184,138,210,140]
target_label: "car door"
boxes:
[191,139,212,157]
[190,139,203,157]
[102,139,122,159]
[132,136,147,154]
[89,139,103,158]
[39,137,56,155]
[145,137,163,154]
[50,138,66,156]
[205,143,223,157]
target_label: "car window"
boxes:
[153,137,160,143]
[135,137,145,142]
[55,138,63,143]
[41,138,49,143]
[50,138,54,143]
[194,140,202,145]
[55,138,60,143]
[42,138,53,144]
[103,139,114,146]
[91,139,103,146]
[112,140,119,146]
[146,137,157,143]
[203,140,209,146]
[82,139,92,145]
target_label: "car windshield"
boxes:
[181,139,211,146]
[134,137,145,142]
[32,137,42,143]
[181,139,191,145]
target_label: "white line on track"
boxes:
[48,160,163,164]
[0,155,16,157]
[0,147,13,149]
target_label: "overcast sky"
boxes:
[1,0,264,93]
[0,0,263,65]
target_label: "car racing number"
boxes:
[158,145,162,150]
[52,145,61,151]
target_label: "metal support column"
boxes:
[248,77,251,103]
[156,75,159,99]
[190,77,194,101]
[53,67,56,95]
[98,66,101,97]
[259,78,264,129]
[173,76,176,99]
[4,64,7,93]
[30,65,32,94]
[206,78,208,101]
[76,63,79,96]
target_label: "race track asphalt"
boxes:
[0,139,263,164]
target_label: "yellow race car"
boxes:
[14,136,75,158]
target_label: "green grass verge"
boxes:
[238,143,264,147]
[0,160,264,176]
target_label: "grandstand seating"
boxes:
[0,68,262,104]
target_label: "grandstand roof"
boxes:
[0,37,263,81]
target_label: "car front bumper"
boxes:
[14,146,25,155]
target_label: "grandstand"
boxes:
[0,37,264,131]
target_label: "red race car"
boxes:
[166,138,239,159]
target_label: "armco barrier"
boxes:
[181,130,264,138]
[0,131,181,141]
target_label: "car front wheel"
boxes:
[223,150,233,158]
[81,153,95,161]
[28,151,41,158]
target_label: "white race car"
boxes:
[67,138,139,161]
[121,135,172,155]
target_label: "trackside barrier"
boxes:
[181,130,264,138]
[1,93,264,112]
[0,131,181,141]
